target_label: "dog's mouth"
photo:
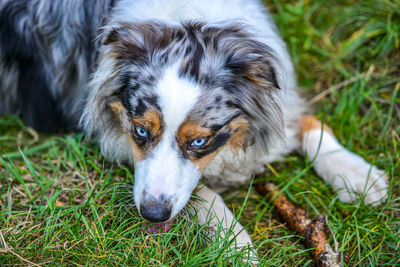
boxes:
[142,220,174,234]
[139,193,195,234]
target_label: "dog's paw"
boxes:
[335,164,388,205]
[229,229,259,264]
[316,148,388,205]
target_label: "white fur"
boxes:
[107,0,388,250]
[81,49,136,164]
[0,0,389,262]
[109,0,307,189]
[134,64,202,218]
[134,137,201,218]
[302,129,388,204]
[0,0,389,261]
[155,64,201,136]
[111,0,296,95]
[194,185,258,263]
[83,0,388,258]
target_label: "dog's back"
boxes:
[0,0,115,132]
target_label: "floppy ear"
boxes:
[216,26,284,145]
[101,23,149,62]
[102,22,179,62]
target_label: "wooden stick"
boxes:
[255,182,344,267]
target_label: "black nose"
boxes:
[140,198,172,222]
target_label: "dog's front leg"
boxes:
[300,115,388,204]
[193,185,257,261]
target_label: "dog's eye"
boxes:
[190,137,208,148]
[135,126,148,138]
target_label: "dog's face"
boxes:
[109,63,251,222]
[85,22,283,222]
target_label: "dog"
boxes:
[0,0,389,259]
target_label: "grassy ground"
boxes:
[1,0,399,265]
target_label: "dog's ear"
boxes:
[215,26,284,144]
[101,23,149,62]
[220,28,280,91]
[102,22,179,62]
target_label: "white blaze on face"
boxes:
[156,64,201,136]
[134,64,202,218]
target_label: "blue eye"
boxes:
[135,127,148,138]
[191,138,208,148]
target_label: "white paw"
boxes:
[193,185,259,264]
[229,229,259,264]
[315,149,388,205]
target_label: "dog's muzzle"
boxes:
[139,194,172,222]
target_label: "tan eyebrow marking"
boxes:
[109,102,145,164]
[176,121,217,171]
[177,121,212,144]
[130,110,163,161]
[132,110,163,138]
[109,102,163,164]
[177,117,250,172]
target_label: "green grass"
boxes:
[1,0,399,265]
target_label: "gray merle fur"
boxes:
[89,21,282,155]
[1,2,283,161]
[0,0,115,132]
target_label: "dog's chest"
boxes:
[201,115,303,193]
[201,145,270,192]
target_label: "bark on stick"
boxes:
[255,182,343,267]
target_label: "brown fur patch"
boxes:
[177,121,212,144]
[192,150,221,172]
[132,110,163,139]
[125,134,145,164]
[130,110,163,160]
[245,59,277,88]
[109,102,132,133]
[109,101,125,117]
[178,118,250,171]
[177,121,223,171]
[227,117,250,150]
[300,115,333,141]
[109,102,163,162]
[245,71,268,87]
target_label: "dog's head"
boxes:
[82,21,283,222]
